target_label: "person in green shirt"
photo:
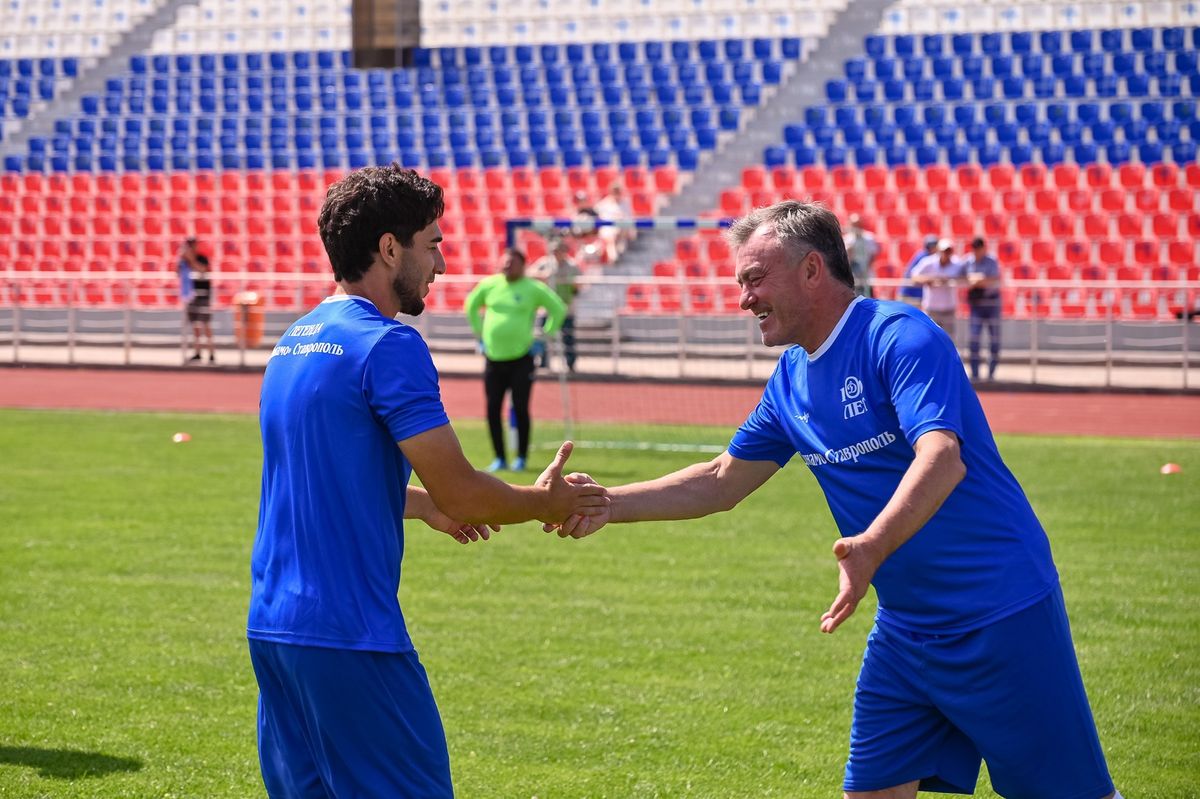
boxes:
[465,248,567,472]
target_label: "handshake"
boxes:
[533,441,610,539]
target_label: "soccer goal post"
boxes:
[505,214,773,455]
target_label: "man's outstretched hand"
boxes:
[534,442,609,527]
[820,535,883,633]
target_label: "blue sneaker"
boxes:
[485,458,507,473]
[512,457,527,472]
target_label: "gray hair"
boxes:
[724,200,855,290]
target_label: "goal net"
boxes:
[504,214,774,455]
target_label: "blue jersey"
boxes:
[729,298,1057,634]
[249,295,449,652]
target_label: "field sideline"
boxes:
[1,398,1197,797]
[2,365,1200,438]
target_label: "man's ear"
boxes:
[378,232,397,266]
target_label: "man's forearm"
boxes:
[858,432,965,560]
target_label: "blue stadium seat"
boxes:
[1173,141,1197,163]
[951,33,974,56]
[826,79,847,102]
[1106,141,1131,164]
[845,57,867,81]
[953,103,977,125]
[781,38,801,59]
[1099,29,1124,52]
[883,79,906,102]
[972,76,995,99]
[1009,31,1031,54]
[885,144,908,166]
[1069,30,1093,53]
[893,35,915,57]
[765,144,788,166]
[873,56,896,81]
[1126,74,1150,97]
[1162,27,1185,50]
[1177,51,1198,74]
[1130,28,1154,51]
[792,143,816,166]
[864,35,886,59]
[1021,53,1045,79]
[1002,76,1024,99]
[1039,31,1062,54]
[824,144,847,166]
[981,33,1003,56]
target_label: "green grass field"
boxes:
[0,407,1197,798]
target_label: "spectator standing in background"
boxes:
[593,183,633,263]
[899,234,939,307]
[843,214,879,298]
[466,248,568,472]
[188,254,216,364]
[963,237,1003,382]
[911,239,963,338]
[177,238,215,364]
[530,237,582,372]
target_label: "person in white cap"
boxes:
[910,239,964,337]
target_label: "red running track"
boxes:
[1,366,1197,439]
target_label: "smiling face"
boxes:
[735,227,816,349]
[387,220,445,317]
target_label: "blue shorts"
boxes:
[845,586,1113,798]
[248,640,453,798]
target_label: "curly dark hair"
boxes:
[317,165,445,283]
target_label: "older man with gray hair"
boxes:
[551,200,1121,799]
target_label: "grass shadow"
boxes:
[0,745,143,779]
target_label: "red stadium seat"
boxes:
[830,165,856,190]
[1150,163,1178,189]
[999,190,1025,213]
[653,166,678,194]
[1133,189,1159,214]
[1117,163,1146,189]
[987,164,1015,190]
[1015,213,1041,238]
[1044,262,1073,282]
[770,165,797,193]
[1168,240,1195,266]
[1151,213,1179,238]
[925,165,950,191]
[1032,189,1059,213]
[483,168,509,192]
[623,283,654,313]
[1132,239,1157,266]
[623,166,650,193]
[996,239,1022,266]
[1048,213,1074,238]
[862,165,888,190]
[982,212,1006,237]
[1030,240,1056,265]
[1063,239,1090,265]
[539,167,565,194]
[934,189,961,214]
[1188,213,1200,238]
[1083,163,1112,189]
[741,165,767,191]
[949,213,973,237]
[872,191,898,215]
[719,188,747,217]
[1116,213,1143,237]
[675,237,701,261]
[1018,163,1046,189]
[893,165,918,191]
[1098,240,1125,267]
[842,190,866,215]
[901,190,928,214]
[652,261,680,278]
[967,189,993,214]
[1098,189,1125,213]
[1052,164,1079,190]
[1064,188,1092,213]
[657,283,682,312]
[800,166,827,192]
[510,166,535,192]
[706,238,731,264]
[955,164,983,190]
[1167,189,1194,213]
